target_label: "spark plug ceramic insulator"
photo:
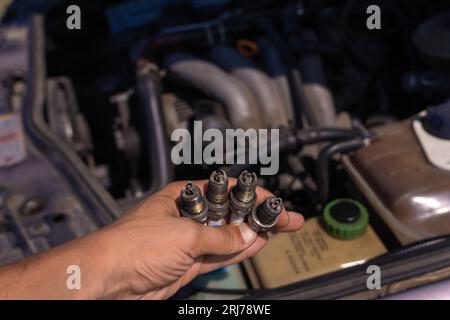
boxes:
[248,197,283,232]
[229,170,257,225]
[180,182,208,224]
[206,170,229,227]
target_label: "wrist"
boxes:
[74,229,131,299]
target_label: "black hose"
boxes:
[298,30,328,87]
[288,68,308,128]
[296,128,358,146]
[138,19,252,60]
[221,127,359,177]
[316,138,367,204]
[136,65,174,195]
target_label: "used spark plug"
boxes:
[229,170,257,225]
[180,182,208,224]
[206,170,229,227]
[248,197,283,232]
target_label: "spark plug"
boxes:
[206,170,229,227]
[248,197,283,232]
[180,182,208,224]
[229,170,257,225]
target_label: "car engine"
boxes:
[1,0,450,299]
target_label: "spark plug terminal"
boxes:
[206,170,229,227]
[180,182,208,224]
[229,170,257,225]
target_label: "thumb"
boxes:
[195,224,257,256]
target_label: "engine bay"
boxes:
[1,0,450,299]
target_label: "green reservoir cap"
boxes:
[322,198,369,240]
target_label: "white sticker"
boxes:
[413,111,450,171]
[0,113,26,167]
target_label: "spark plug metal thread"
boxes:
[249,197,283,232]
[180,182,208,224]
[206,170,229,227]
[229,170,257,225]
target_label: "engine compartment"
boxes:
[1,0,450,299]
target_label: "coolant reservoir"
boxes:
[251,199,386,288]
[344,110,450,244]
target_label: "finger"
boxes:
[193,223,258,257]
[274,211,304,232]
[199,212,304,274]
[199,234,269,274]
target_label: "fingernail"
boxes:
[239,224,257,245]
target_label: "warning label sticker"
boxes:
[0,113,26,167]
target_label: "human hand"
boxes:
[0,179,303,300]
[94,179,303,299]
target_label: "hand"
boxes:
[97,179,304,299]
[0,179,303,300]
